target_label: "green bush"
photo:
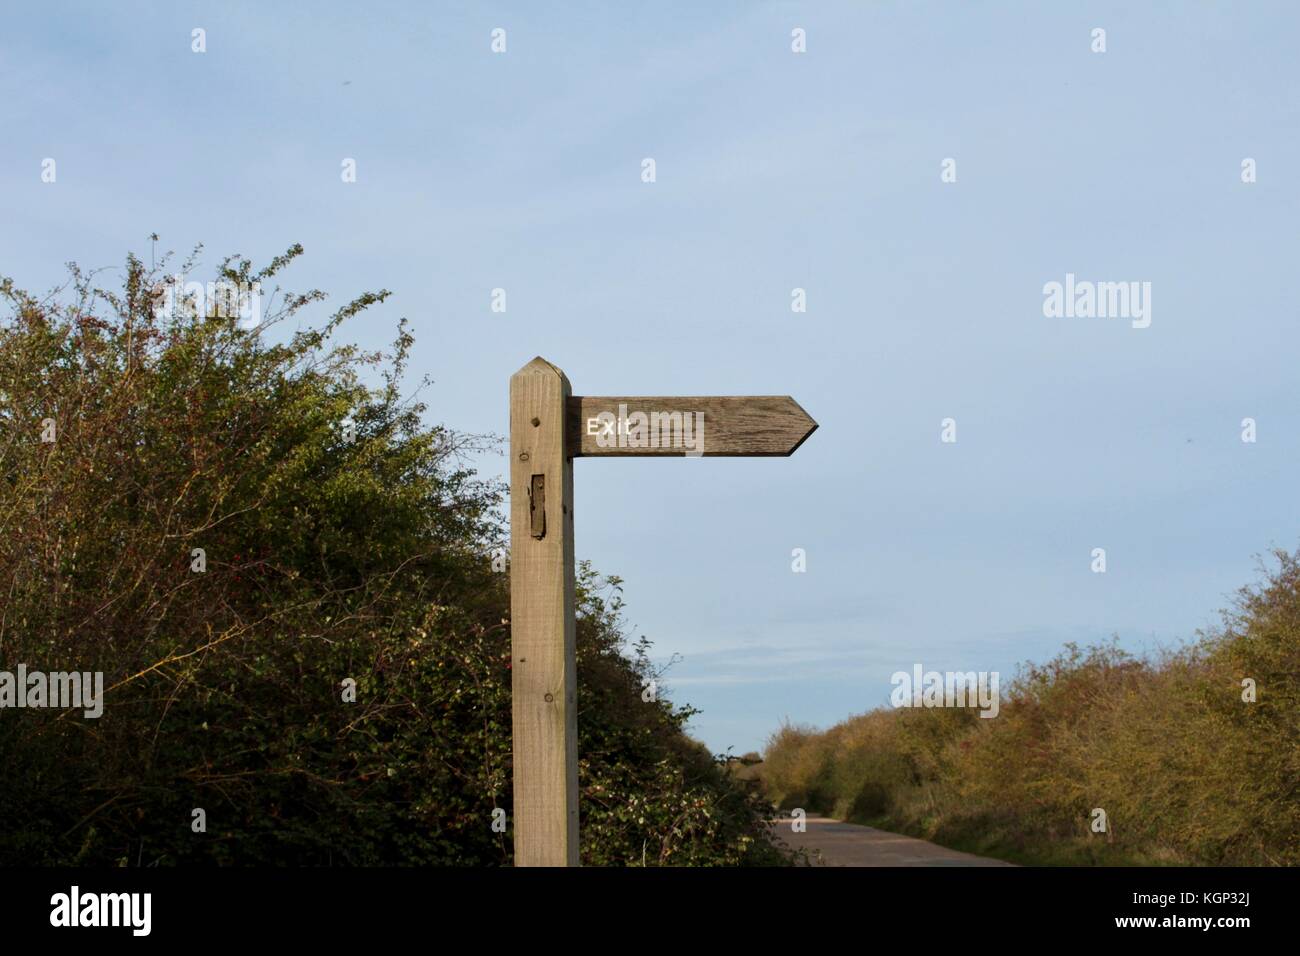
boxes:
[0,246,789,866]
[759,561,1300,866]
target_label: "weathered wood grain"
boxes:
[509,357,579,866]
[509,362,819,867]
[566,396,817,457]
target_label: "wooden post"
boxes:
[507,357,817,866]
[509,357,579,866]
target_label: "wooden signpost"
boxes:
[509,357,817,866]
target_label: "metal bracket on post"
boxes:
[529,474,545,539]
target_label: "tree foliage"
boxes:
[0,246,787,866]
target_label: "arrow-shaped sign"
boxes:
[509,358,818,867]
[567,395,818,457]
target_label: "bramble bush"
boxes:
[0,245,789,866]
[760,559,1299,865]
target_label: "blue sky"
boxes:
[3,2,1298,754]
